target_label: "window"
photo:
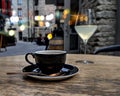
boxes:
[18,0,22,5]
[45,0,56,4]
[34,10,39,15]
[56,0,64,6]
[18,9,22,17]
[34,0,38,6]
[70,34,78,50]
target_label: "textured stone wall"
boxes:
[87,0,117,55]
[35,0,56,37]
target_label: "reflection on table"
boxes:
[0,54,120,96]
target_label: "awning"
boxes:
[0,31,9,36]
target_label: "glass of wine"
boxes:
[75,8,97,64]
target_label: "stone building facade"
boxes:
[91,0,117,54]
[11,0,56,41]
[33,0,56,38]
[63,0,117,54]
[10,0,34,41]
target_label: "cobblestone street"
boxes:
[0,41,45,57]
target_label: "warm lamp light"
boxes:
[63,9,70,15]
[9,30,15,36]
[47,33,53,40]
[35,16,41,21]
[20,24,26,31]
[39,21,44,27]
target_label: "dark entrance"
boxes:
[19,31,22,40]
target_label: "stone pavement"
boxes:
[0,41,46,57]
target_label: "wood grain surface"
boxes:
[0,54,120,96]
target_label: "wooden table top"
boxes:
[0,54,120,96]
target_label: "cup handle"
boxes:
[25,53,35,65]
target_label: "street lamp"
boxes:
[8,30,15,36]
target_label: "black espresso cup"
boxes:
[25,50,66,74]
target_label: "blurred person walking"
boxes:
[44,33,49,50]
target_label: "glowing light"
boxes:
[46,13,54,21]
[63,9,70,19]
[47,33,53,40]
[84,15,88,21]
[10,16,19,23]
[45,22,50,27]
[35,16,41,21]
[55,10,60,19]
[10,16,14,22]
[49,13,54,20]
[69,14,78,25]
[40,15,45,21]
[63,9,70,15]
[9,30,15,36]
[20,25,26,31]
[79,15,84,22]
[14,16,19,22]
[39,21,44,27]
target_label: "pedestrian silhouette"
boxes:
[44,33,49,50]
[36,34,43,45]
[52,27,63,37]
[52,27,57,37]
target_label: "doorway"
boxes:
[64,0,79,53]
[19,31,22,40]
